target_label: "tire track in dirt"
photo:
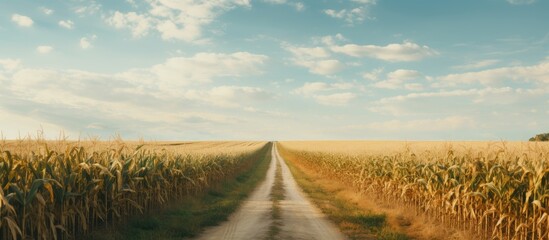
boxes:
[195,144,346,240]
[274,144,346,240]
[195,147,276,240]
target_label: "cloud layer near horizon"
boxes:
[0,0,548,140]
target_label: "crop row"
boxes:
[0,142,267,239]
[278,142,549,240]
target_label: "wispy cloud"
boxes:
[437,58,549,87]
[185,86,272,108]
[331,41,438,62]
[36,46,54,54]
[106,0,251,43]
[11,14,33,27]
[507,0,536,5]
[324,0,376,23]
[0,51,271,138]
[373,69,424,90]
[58,20,75,29]
[452,59,499,70]
[313,92,356,106]
[283,43,344,75]
[41,7,54,15]
[263,0,305,11]
[293,82,355,95]
[107,12,151,38]
[348,116,475,131]
[74,1,101,15]
[369,87,547,116]
[293,81,357,106]
[80,35,97,49]
[143,52,268,91]
[0,59,21,72]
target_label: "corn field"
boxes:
[0,139,267,240]
[278,141,549,240]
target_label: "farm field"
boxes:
[278,141,549,240]
[0,139,268,239]
[2,0,547,239]
[2,139,547,240]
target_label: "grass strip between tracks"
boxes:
[267,160,284,240]
[88,143,273,240]
[278,144,409,240]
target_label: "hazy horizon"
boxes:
[1,0,548,141]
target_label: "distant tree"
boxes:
[529,133,549,141]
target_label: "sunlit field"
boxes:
[279,141,549,239]
[2,0,548,239]
[0,139,266,239]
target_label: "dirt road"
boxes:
[195,144,346,240]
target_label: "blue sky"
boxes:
[0,0,548,140]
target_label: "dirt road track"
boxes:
[195,144,346,240]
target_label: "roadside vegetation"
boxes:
[0,138,268,240]
[267,160,284,240]
[279,141,549,240]
[278,144,408,240]
[530,133,549,141]
[89,142,272,239]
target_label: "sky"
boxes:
[0,0,548,141]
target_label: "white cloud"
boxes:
[324,7,372,23]
[293,2,305,11]
[331,41,437,62]
[452,59,499,70]
[293,82,357,106]
[404,83,424,91]
[387,69,422,81]
[293,82,354,95]
[107,0,251,43]
[5,51,268,104]
[318,33,346,46]
[11,14,33,27]
[41,7,54,15]
[324,0,376,23]
[314,93,356,106]
[58,20,74,29]
[352,0,377,3]
[36,46,54,54]
[368,87,548,116]
[0,59,21,72]
[437,60,549,87]
[362,68,383,81]
[0,52,271,138]
[285,45,330,59]
[263,0,305,11]
[376,88,515,104]
[80,35,97,49]
[351,116,475,131]
[145,52,268,91]
[185,86,271,108]
[507,0,536,5]
[243,107,287,117]
[107,11,151,38]
[5,67,237,126]
[293,59,344,75]
[283,44,343,75]
[0,110,72,139]
[374,69,423,90]
[75,2,101,15]
[126,0,137,7]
